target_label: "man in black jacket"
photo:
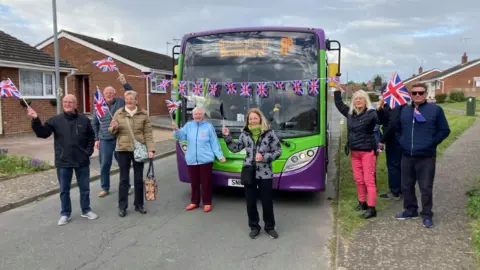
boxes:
[377,96,404,200]
[27,94,98,226]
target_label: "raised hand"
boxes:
[27,107,38,119]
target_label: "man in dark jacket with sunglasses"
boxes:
[392,83,450,229]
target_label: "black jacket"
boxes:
[334,91,379,151]
[32,111,95,168]
[378,103,407,144]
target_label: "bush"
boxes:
[435,94,447,103]
[450,91,466,102]
[368,93,379,102]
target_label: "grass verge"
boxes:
[334,112,476,241]
[439,101,480,113]
[0,151,53,180]
[466,178,480,265]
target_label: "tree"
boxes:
[373,75,383,87]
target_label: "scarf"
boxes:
[125,106,137,117]
[248,125,262,142]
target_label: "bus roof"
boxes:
[180,26,326,51]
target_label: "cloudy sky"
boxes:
[1,0,479,82]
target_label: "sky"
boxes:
[0,0,479,82]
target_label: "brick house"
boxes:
[0,30,77,136]
[421,53,480,98]
[402,67,442,90]
[36,30,173,116]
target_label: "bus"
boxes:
[171,26,341,192]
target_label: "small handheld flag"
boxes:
[93,57,119,73]
[165,100,181,122]
[382,72,411,109]
[94,87,111,119]
[0,78,21,99]
[413,107,426,122]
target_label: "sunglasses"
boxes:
[411,91,425,96]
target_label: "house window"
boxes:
[474,77,480,88]
[150,74,167,94]
[19,70,55,98]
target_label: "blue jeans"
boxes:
[57,166,91,216]
[386,139,402,195]
[99,139,117,192]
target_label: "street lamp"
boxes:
[52,0,61,114]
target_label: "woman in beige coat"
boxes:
[109,90,155,217]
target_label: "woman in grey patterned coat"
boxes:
[222,108,282,239]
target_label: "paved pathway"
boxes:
[337,120,480,270]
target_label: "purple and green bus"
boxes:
[171,27,341,192]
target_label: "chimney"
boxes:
[462,52,468,64]
[418,66,423,74]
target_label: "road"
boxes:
[0,104,342,270]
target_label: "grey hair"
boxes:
[124,90,137,99]
[192,107,205,114]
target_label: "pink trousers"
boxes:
[351,150,377,207]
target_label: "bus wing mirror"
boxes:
[326,39,342,77]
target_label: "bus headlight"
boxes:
[283,147,318,172]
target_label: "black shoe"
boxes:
[119,209,127,217]
[355,201,368,211]
[249,229,260,239]
[266,229,279,239]
[135,205,147,214]
[362,207,377,219]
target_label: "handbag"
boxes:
[125,116,148,162]
[240,164,255,186]
[145,158,158,201]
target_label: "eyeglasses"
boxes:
[411,91,425,96]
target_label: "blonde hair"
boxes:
[124,90,137,99]
[243,108,269,133]
[349,89,373,115]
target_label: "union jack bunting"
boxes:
[94,87,108,119]
[93,57,118,72]
[326,76,340,83]
[140,74,153,79]
[291,80,303,96]
[273,81,285,90]
[308,79,319,96]
[0,79,21,98]
[382,72,411,109]
[208,81,220,96]
[192,81,202,96]
[225,82,236,95]
[165,100,181,114]
[157,79,170,91]
[178,81,187,95]
[240,82,251,97]
[256,82,269,97]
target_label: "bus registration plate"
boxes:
[228,178,244,187]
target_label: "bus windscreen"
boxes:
[181,31,320,138]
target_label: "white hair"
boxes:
[192,107,205,114]
[349,89,373,115]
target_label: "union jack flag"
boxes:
[208,81,219,96]
[224,82,236,95]
[94,87,108,119]
[93,57,118,72]
[382,72,411,109]
[308,79,319,96]
[256,82,269,97]
[178,81,187,95]
[165,100,181,114]
[291,80,303,96]
[273,81,285,90]
[157,79,170,91]
[192,81,202,96]
[140,74,153,79]
[0,79,21,98]
[240,82,251,97]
